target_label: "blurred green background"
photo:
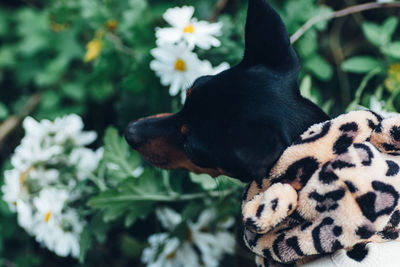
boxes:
[0,0,400,266]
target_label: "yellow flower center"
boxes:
[186,229,193,243]
[166,251,176,259]
[19,166,34,185]
[19,171,27,185]
[44,211,52,223]
[183,24,195,34]
[174,59,186,72]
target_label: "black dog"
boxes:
[125,0,329,183]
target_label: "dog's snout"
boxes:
[125,113,175,149]
[125,121,144,149]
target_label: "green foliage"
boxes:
[362,17,398,47]
[102,127,141,182]
[1,0,400,266]
[341,56,382,74]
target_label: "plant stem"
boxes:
[291,2,400,44]
[345,67,382,112]
[91,188,238,204]
[87,172,108,191]
[0,93,41,145]
[105,32,136,57]
[209,0,229,22]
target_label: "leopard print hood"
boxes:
[241,110,400,266]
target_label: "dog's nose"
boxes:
[125,121,144,149]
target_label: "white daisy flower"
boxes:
[33,188,69,227]
[69,147,104,180]
[16,200,35,233]
[11,138,62,171]
[52,210,83,258]
[23,114,97,147]
[32,188,69,249]
[2,114,99,259]
[142,207,235,267]
[2,169,24,211]
[32,189,83,258]
[29,168,59,186]
[22,116,48,140]
[52,227,81,258]
[156,6,222,50]
[33,209,83,258]
[188,209,235,267]
[142,233,182,267]
[150,43,205,96]
[142,233,200,267]
[52,114,97,146]
[150,43,230,99]
[156,207,182,231]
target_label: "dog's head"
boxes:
[125,0,329,182]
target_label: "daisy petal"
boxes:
[163,6,194,28]
[156,27,182,45]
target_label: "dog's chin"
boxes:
[136,149,224,178]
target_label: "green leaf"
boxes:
[296,30,317,58]
[102,127,141,181]
[34,55,70,86]
[300,75,312,99]
[189,173,217,190]
[79,227,92,263]
[16,9,49,55]
[54,28,84,60]
[181,201,206,221]
[304,55,333,80]
[124,209,142,227]
[39,90,61,111]
[216,175,246,189]
[61,83,86,101]
[88,82,114,102]
[345,68,382,112]
[382,42,400,59]
[362,17,399,47]
[88,169,162,222]
[311,6,333,30]
[362,22,383,47]
[382,17,398,42]
[341,56,382,73]
[0,9,8,36]
[120,234,145,259]
[89,213,111,243]
[0,46,15,68]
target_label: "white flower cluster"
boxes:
[2,115,103,258]
[142,207,235,267]
[150,6,230,102]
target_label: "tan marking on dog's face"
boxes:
[180,124,189,135]
[135,136,222,177]
[128,113,233,177]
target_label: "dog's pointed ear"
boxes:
[241,0,298,69]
